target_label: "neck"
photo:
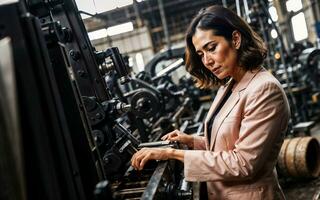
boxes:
[232,66,246,82]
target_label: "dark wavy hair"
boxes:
[185,5,267,89]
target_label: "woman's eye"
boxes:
[208,46,216,52]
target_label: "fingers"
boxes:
[161,135,168,140]
[139,153,151,170]
[161,130,180,141]
[131,152,137,169]
[167,135,179,142]
[131,148,165,170]
[131,148,150,170]
[131,149,142,170]
[161,133,172,140]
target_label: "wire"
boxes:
[92,0,98,14]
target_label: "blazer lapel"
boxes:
[208,67,264,150]
[209,91,239,150]
[204,80,234,149]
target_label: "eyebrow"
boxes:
[196,41,216,53]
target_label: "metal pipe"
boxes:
[157,0,171,50]
[235,0,241,17]
[133,0,143,27]
[222,0,227,8]
[253,1,271,69]
[243,0,251,22]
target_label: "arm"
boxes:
[131,134,206,170]
[184,82,290,182]
[193,135,206,150]
[132,129,206,170]
[161,130,206,150]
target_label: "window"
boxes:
[76,0,133,19]
[286,0,303,12]
[291,12,308,41]
[135,53,145,72]
[106,22,134,36]
[88,28,108,40]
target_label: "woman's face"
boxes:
[192,28,240,80]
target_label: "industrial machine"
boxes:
[1,0,318,199]
[0,0,208,199]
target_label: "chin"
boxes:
[216,74,228,80]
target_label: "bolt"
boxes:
[73,170,79,176]
[104,158,109,164]
[69,50,81,61]
[78,70,86,77]
[96,113,102,119]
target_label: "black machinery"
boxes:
[0,0,209,199]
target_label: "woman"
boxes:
[131,5,290,200]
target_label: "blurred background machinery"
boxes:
[1,0,320,199]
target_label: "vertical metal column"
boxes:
[235,0,241,17]
[243,0,251,22]
[133,0,143,27]
[157,0,171,50]
[222,0,228,7]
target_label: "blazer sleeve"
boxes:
[193,135,206,150]
[184,81,290,182]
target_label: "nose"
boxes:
[202,53,213,67]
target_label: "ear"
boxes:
[232,30,241,49]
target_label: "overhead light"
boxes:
[135,53,145,71]
[106,22,134,36]
[88,28,108,40]
[271,29,278,39]
[268,6,278,21]
[0,0,18,5]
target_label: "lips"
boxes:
[211,66,221,74]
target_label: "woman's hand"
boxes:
[161,130,194,149]
[131,148,171,170]
[131,147,185,170]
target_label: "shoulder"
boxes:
[248,68,284,94]
[243,68,289,109]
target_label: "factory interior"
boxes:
[1,0,320,199]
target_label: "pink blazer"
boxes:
[184,67,290,200]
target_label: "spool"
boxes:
[277,137,320,178]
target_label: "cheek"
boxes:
[224,50,238,65]
[213,53,226,63]
[216,47,231,63]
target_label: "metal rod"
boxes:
[235,0,241,17]
[133,0,143,27]
[157,0,171,50]
[222,0,227,8]
[141,162,168,199]
[243,0,250,22]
